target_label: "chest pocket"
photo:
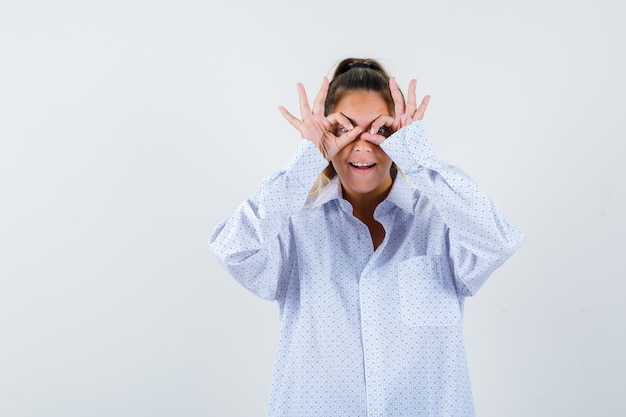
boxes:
[397,255,461,327]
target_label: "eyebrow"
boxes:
[340,113,385,127]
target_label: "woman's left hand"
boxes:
[390,77,430,130]
[360,77,430,145]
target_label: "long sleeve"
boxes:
[209,140,328,300]
[381,121,525,296]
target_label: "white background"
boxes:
[1,1,624,416]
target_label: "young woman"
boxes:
[210,58,524,417]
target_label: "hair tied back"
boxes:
[345,62,377,71]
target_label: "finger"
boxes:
[321,126,362,161]
[326,112,354,134]
[312,77,329,116]
[359,132,385,145]
[368,115,395,135]
[413,95,431,120]
[296,83,312,118]
[361,115,395,144]
[278,106,303,130]
[344,126,363,142]
[389,77,405,117]
[335,126,363,151]
[405,79,417,116]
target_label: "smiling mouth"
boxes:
[349,162,376,168]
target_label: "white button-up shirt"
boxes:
[210,121,524,417]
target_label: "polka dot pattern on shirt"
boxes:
[210,121,524,416]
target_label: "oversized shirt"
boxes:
[209,121,524,417]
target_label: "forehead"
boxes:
[333,91,392,121]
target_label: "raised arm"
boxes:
[364,78,524,295]
[210,79,362,300]
[209,139,327,300]
[383,120,524,294]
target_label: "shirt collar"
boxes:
[382,170,416,214]
[305,172,415,214]
[304,176,342,209]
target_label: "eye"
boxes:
[377,126,392,137]
[336,126,349,135]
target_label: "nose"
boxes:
[353,137,372,152]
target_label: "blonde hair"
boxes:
[308,164,336,198]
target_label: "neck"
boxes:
[343,186,391,223]
[342,184,391,251]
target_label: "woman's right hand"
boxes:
[279,78,363,161]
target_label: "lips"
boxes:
[349,162,376,169]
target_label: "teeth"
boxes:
[350,162,375,168]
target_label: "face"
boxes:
[330,91,394,204]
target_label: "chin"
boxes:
[344,182,385,196]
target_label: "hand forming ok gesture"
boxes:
[279,76,431,152]
[361,77,431,143]
[278,78,363,161]
[390,77,430,131]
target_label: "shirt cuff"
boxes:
[380,120,436,171]
[283,139,330,189]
